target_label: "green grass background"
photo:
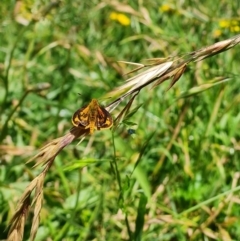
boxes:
[1,0,240,240]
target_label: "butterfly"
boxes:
[72,99,113,134]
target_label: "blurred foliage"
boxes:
[1,0,240,240]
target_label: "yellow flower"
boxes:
[159,4,173,13]
[219,19,231,28]
[230,25,240,32]
[117,13,130,26]
[109,12,118,20]
[213,29,222,38]
[218,19,240,32]
[110,12,130,26]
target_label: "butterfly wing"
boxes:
[96,106,113,130]
[72,105,90,127]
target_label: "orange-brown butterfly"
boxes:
[72,99,113,134]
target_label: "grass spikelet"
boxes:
[107,34,240,112]
[7,195,31,241]
[7,127,88,240]
[30,173,45,241]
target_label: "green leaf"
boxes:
[134,193,148,241]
